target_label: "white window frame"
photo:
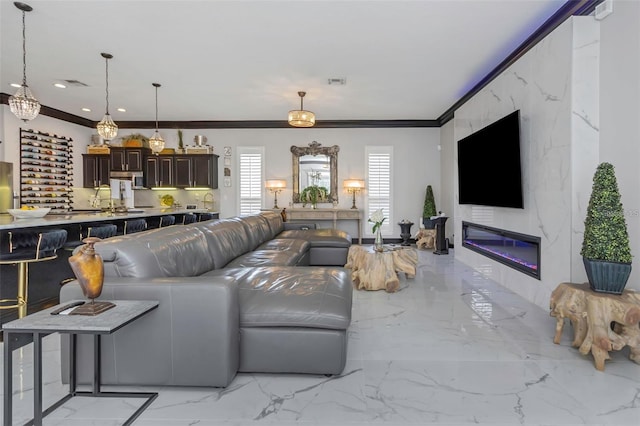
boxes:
[237,146,265,215]
[365,146,393,237]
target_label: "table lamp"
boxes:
[343,179,365,209]
[265,179,287,209]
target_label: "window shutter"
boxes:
[366,148,392,235]
[238,150,263,215]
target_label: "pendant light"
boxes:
[9,2,40,122]
[288,91,315,127]
[148,83,165,155]
[96,52,118,141]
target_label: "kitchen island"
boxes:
[0,207,216,230]
[0,208,219,331]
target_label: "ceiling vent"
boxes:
[327,78,346,85]
[63,79,89,87]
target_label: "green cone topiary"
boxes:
[580,162,632,263]
[423,185,436,219]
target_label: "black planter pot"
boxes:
[582,257,632,295]
[423,218,436,230]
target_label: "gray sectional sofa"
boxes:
[59,211,354,387]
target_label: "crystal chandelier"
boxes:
[148,83,165,155]
[9,2,40,122]
[288,91,315,127]
[96,53,118,140]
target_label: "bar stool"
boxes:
[64,223,118,251]
[198,212,215,222]
[160,215,176,227]
[123,218,147,235]
[182,213,197,225]
[0,229,67,318]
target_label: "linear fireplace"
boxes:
[462,221,541,279]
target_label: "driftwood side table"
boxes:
[345,245,418,293]
[550,282,640,371]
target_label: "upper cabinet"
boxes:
[110,147,150,172]
[145,155,174,188]
[82,154,110,188]
[174,154,218,189]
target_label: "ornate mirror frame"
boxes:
[291,141,339,203]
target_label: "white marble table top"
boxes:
[1,300,158,334]
[0,208,215,230]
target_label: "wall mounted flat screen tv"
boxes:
[457,110,524,208]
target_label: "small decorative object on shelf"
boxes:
[398,220,414,246]
[68,237,115,315]
[369,208,386,252]
[281,208,287,222]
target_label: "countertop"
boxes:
[0,208,216,230]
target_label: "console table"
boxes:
[286,208,362,244]
[550,282,640,371]
[3,300,159,426]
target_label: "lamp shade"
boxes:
[343,179,365,190]
[288,91,315,127]
[266,179,287,190]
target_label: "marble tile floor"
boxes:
[2,249,640,425]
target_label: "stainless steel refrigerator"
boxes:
[0,161,14,214]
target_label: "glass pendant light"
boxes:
[9,2,40,122]
[148,83,165,155]
[96,53,118,140]
[288,91,316,127]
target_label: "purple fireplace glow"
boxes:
[462,221,541,279]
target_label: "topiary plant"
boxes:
[581,162,631,263]
[422,185,437,228]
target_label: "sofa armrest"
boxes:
[60,276,240,387]
[284,222,317,230]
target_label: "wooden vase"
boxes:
[68,237,115,315]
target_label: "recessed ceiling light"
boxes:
[54,83,66,89]
[10,83,21,88]
[117,108,126,112]
[81,107,91,112]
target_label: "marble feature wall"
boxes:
[453,17,600,309]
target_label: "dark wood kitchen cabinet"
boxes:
[82,154,111,188]
[174,154,218,189]
[145,155,174,188]
[109,147,150,172]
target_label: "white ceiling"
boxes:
[0,0,568,123]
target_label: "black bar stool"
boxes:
[0,229,67,318]
[182,213,197,225]
[123,218,147,234]
[198,212,215,222]
[64,223,118,251]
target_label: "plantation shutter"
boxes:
[238,148,264,215]
[366,147,393,235]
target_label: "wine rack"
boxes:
[19,128,74,211]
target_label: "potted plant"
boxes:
[422,185,437,229]
[300,185,328,209]
[120,133,148,148]
[581,162,632,294]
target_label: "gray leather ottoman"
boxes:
[275,229,352,265]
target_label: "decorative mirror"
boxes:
[291,141,339,204]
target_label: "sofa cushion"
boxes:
[257,238,310,253]
[228,214,273,250]
[205,266,352,330]
[276,228,352,248]
[224,250,301,268]
[260,211,284,236]
[95,226,215,278]
[194,219,254,268]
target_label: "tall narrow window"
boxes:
[238,147,264,215]
[366,146,393,235]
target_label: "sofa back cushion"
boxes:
[228,214,273,250]
[95,226,215,278]
[195,219,254,268]
[261,211,284,236]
